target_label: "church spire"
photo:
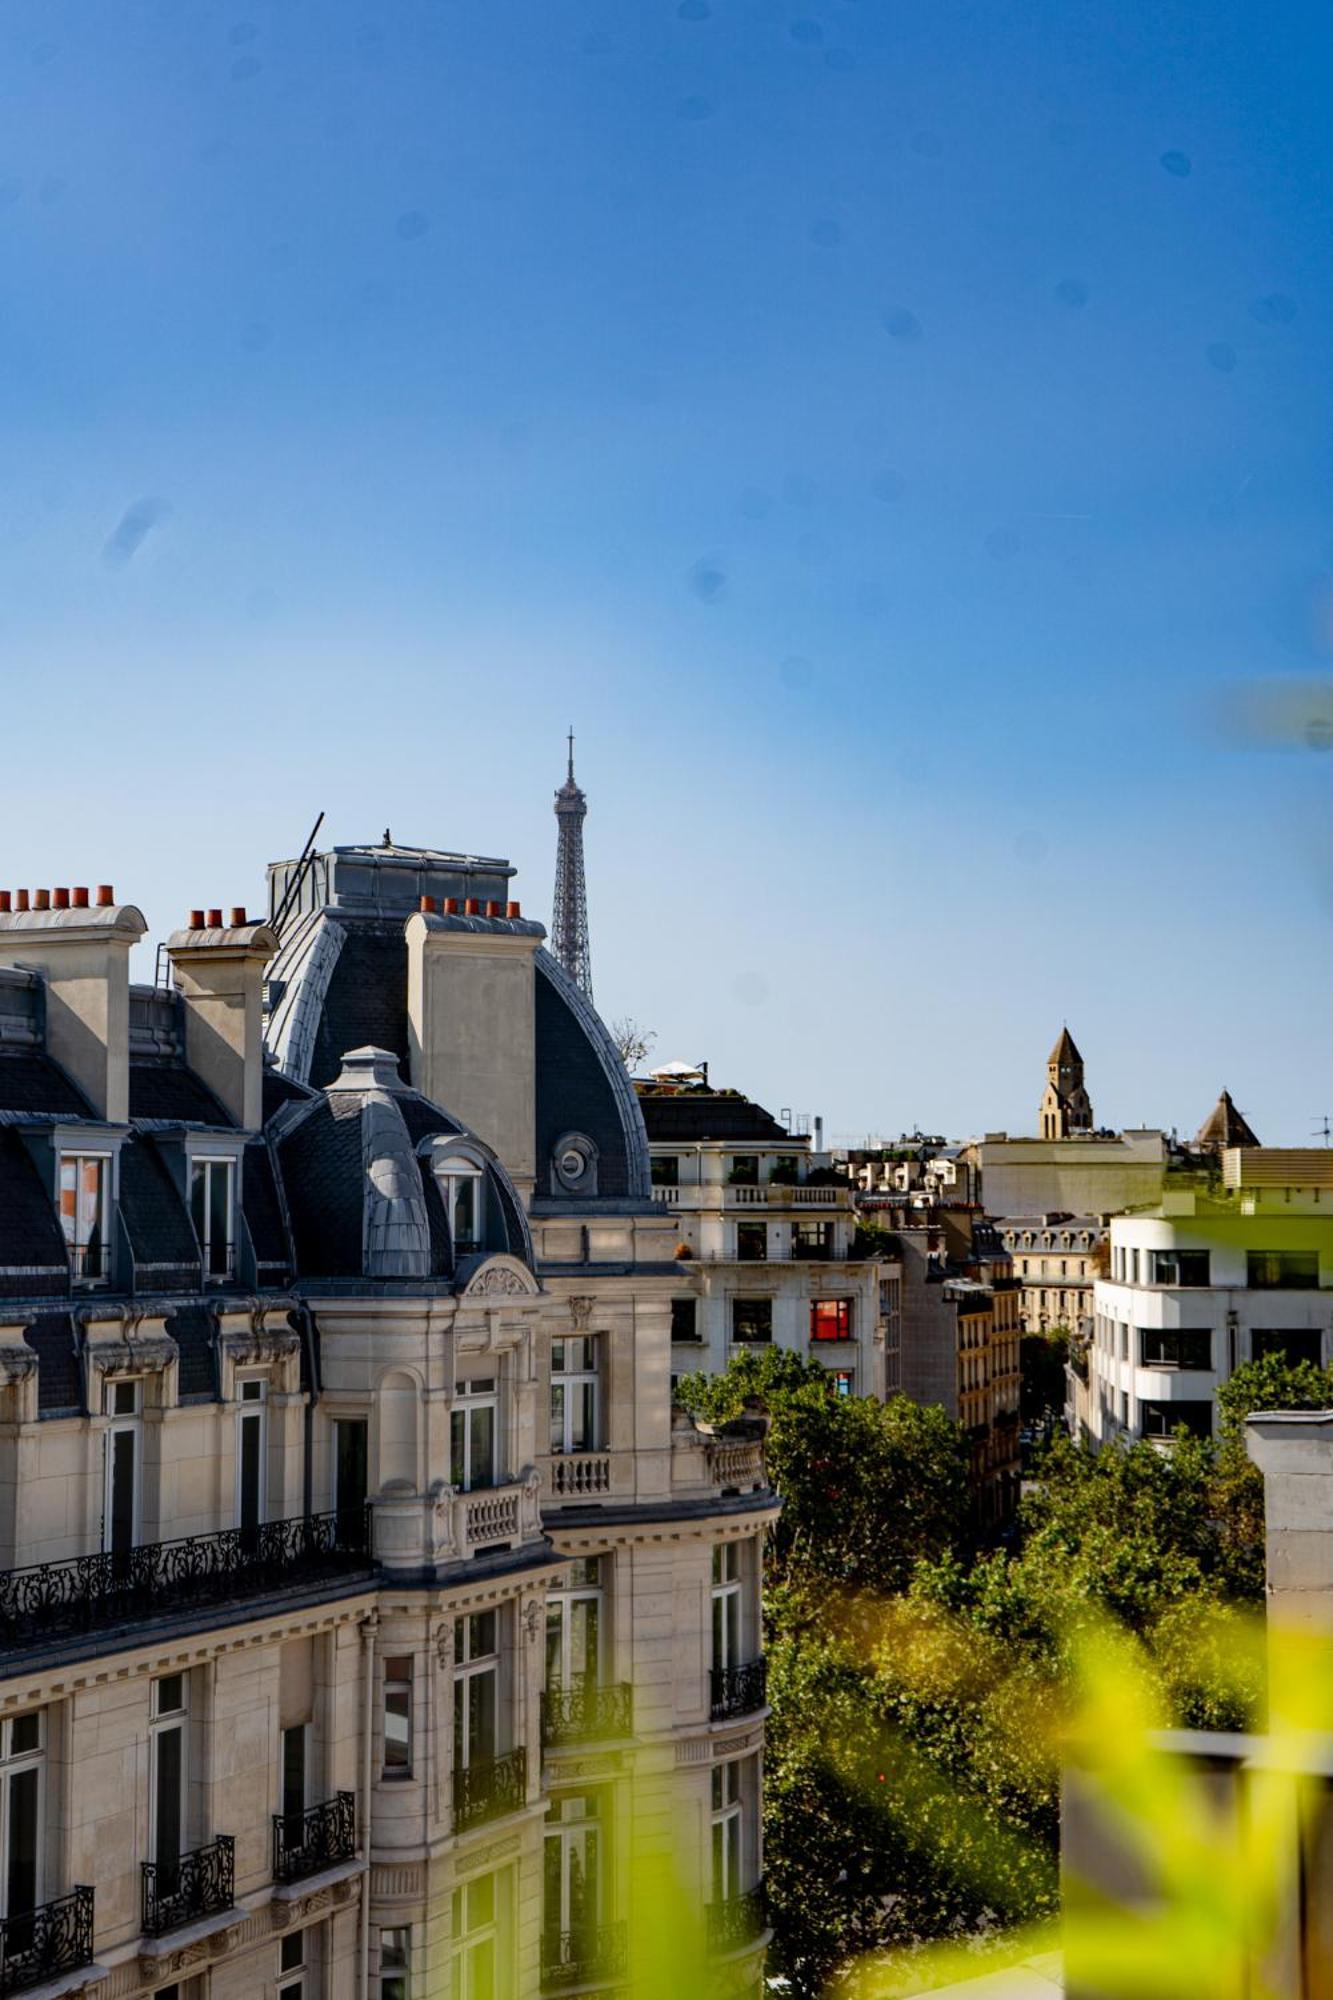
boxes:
[551,728,593,1000]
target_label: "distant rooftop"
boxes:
[635,1081,793,1145]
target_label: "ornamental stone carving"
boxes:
[568,1295,595,1329]
[522,1597,542,1644]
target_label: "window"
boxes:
[711,1761,743,1902]
[544,1793,603,1947]
[452,1875,498,2000]
[280,1722,307,1850]
[278,1927,306,2000]
[381,1926,411,2000]
[58,1152,109,1284]
[1139,1400,1212,1440]
[550,1339,598,1454]
[730,1299,771,1345]
[810,1298,853,1342]
[711,1542,741,1674]
[452,1380,498,1490]
[454,1612,500,1777]
[1253,1329,1323,1367]
[1130,1249,1140,1284]
[190,1157,236,1281]
[0,1712,43,1920]
[670,1297,699,1343]
[383,1656,413,1779]
[546,1559,602,1693]
[1148,1249,1211,1287]
[1140,1329,1212,1370]
[831,1369,854,1397]
[736,1222,766,1263]
[1248,1251,1320,1291]
[236,1378,266,1537]
[650,1155,679,1188]
[104,1378,141,1560]
[794,1222,832,1260]
[151,1675,188,1879]
[436,1157,485,1254]
[728,1156,758,1185]
[334,1417,368,1538]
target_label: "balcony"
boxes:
[710,1657,767,1721]
[454,1748,527,1833]
[543,1453,612,1501]
[541,1920,629,1990]
[273,1791,357,1884]
[142,1836,235,1938]
[542,1682,634,1746]
[0,1508,373,1655]
[653,1183,849,1213]
[704,1438,766,1495]
[706,1884,767,1954]
[0,1887,94,1997]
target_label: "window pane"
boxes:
[470,1406,495,1487]
[209,1161,232,1274]
[384,1687,411,1771]
[155,1726,183,1869]
[6,1767,38,1917]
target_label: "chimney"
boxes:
[405,905,543,1202]
[0,896,148,1119]
[166,913,278,1130]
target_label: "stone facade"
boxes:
[0,849,776,2000]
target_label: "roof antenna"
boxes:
[567,727,575,784]
[382,828,392,848]
[1313,1115,1332,1148]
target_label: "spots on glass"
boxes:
[810,218,842,247]
[395,210,430,241]
[779,655,812,688]
[882,308,922,341]
[1014,831,1049,865]
[870,468,906,503]
[790,19,824,44]
[1160,149,1191,177]
[678,0,711,18]
[910,131,944,158]
[103,498,170,568]
[1054,278,1088,308]
[1251,292,1296,326]
[230,54,262,82]
[1206,342,1237,373]
[677,95,713,120]
[37,175,67,205]
[689,557,727,603]
[984,528,1021,561]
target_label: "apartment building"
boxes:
[634,1075,883,1400]
[0,848,775,2000]
[995,1215,1103,1336]
[1084,1147,1333,1446]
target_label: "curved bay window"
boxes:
[544,1793,603,1958]
[436,1155,485,1256]
[546,1559,602,1693]
[550,1339,599,1455]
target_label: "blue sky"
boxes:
[3,0,1333,1143]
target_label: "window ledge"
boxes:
[271,1855,365,1904]
[137,1902,244,1960]
[8,1964,110,2000]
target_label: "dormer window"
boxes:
[436,1155,485,1256]
[59,1152,110,1285]
[191,1157,237,1281]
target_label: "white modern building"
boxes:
[1083,1148,1333,1445]
[635,1074,883,1399]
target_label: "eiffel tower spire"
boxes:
[552,728,592,999]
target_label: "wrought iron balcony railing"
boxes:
[0,1887,94,1997]
[273,1791,357,1884]
[0,1508,373,1653]
[541,1919,629,1989]
[453,1748,527,1833]
[541,1682,633,1747]
[706,1884,767,1955]
[709,1657,767,1721]
[142,1835,235,1938]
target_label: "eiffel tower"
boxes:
[551,729,592,999]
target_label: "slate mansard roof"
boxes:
[636,1088,793,1146]
[263,852,653,1205]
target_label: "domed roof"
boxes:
[270,1045,533,1284]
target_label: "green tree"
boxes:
[1019,1327,1069,1429]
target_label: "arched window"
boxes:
[434,1154,486,1255]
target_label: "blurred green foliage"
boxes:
[674,1351,1332,1995]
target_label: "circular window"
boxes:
[559,1148,584,1180]
[552,1132,598,1195]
